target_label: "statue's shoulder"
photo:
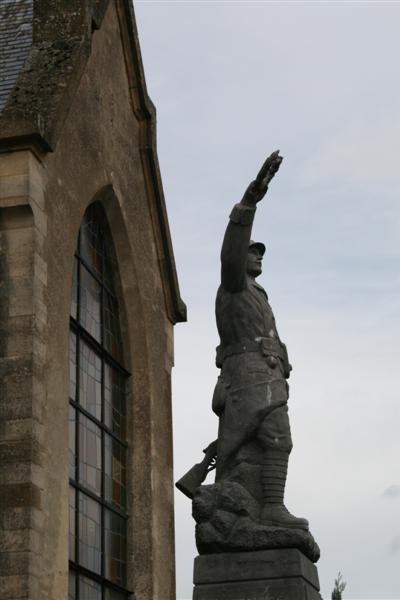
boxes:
[216,281,251,302]
[250,279,269,300]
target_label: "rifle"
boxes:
[175,440,218,499]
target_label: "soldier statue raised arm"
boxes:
[177,151,319,561]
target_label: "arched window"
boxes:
[68,203,130,600]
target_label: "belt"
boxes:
[216,337,288,368]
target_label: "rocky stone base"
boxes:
[193,548,322,600]
[193,482,320,563]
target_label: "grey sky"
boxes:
[135,2,400,598]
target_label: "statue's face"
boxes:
[246,246,263,278]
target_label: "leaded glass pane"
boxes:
[68,571,76,600]
[79,415,102,496]
[69,406,76,481]
[80,210,104,279]
[79,266,101,342]
[104,292,122,361]
[71,257,78,319]
[78,493,102,574]
[104,510,127,587]
[103,238,118,293]
[69,487,76,561]
[104,435,126,511]
[69,332,77,401]
[79,341,102,420]
[104,365,126,439]
[79,575,102,600]
[105,588,127,600]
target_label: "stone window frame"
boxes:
[68,202,132,600]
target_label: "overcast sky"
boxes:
[134,2,400,598]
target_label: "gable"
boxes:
[0,0,186,324]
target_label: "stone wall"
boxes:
[0,150,47,600]
[0,2,179,599]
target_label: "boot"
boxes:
[261,450,309,531]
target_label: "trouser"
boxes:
[256,403,293,453]
[215,352,292,477]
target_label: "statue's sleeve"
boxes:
[220,203,256,293]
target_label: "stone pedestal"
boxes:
[193,548,322,600]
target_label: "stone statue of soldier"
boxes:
[177,151,319,562]
[212,150,307,530]
[177,152,321,600]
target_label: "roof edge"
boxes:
[0,132,52,158]
[119,0,187,324]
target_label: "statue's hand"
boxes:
[242,150,283,206]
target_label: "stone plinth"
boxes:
[193,548,322,600]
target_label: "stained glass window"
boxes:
[104,435,127,511]
[69,203,130,599]
[104,589,126,600]
[79,415,102,496]
[69,332,77,401]
[69,572,76,600]
[69,487,76,562]
[104,510,127,586]
[79,341,102,420]
[69,406,76,481]
[104,365,126,439]
[80,267,102,342]
[79,576,102,600]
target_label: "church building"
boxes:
[0,1,186,599]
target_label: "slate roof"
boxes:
[0,0,33,113]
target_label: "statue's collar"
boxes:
[248,277,269,300]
